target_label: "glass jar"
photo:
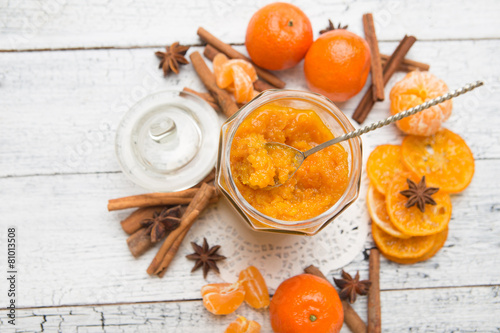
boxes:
[216,90,362,236]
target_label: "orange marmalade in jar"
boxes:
[230,103,349,221]
[216,90,361,235]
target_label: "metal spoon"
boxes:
[265,80,484,188]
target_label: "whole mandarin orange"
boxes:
[245,2,313,71]
[304,29,371,102]
[270,274,343,333]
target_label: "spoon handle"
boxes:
[304,80,484,158]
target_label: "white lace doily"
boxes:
[188,181,369,291]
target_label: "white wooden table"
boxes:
[1,1,499,332]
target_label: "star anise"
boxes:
[319,19,348,34]
[140,206,182,243]
[399,176,439,213]
[333,270,371,304]
[186,238,226,279]
[155,42,190,76]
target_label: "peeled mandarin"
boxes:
[390,71,452,136]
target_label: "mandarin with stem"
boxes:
[270,274,343,333]
[304,29,371,102]
[245,2,313,70]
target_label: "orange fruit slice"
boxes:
[372,223,434,259]
[238,266,270,309]
[367,185,410,239]
[366,145,407,194]
[401,128,475,193]
[386,172,452,236]
[382,227,448,264]
[225,315,261,333]
[390,71,452,136]
[201,282,245,315]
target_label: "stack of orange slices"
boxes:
[366,128,475,264]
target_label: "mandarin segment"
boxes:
[390,71,452,136]
[214,54,233,89]
[233,65,255,104]
[201,282,245,315]
[366,145,408,194]
[372,223,434,259]
[401,128,475,193]
[225,316,261,333]
[386,172,452,236]
[367,185,410,239]
[238,266,270,309]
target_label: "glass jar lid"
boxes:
[115,90,220,192]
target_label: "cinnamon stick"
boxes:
[108,188,199,211]
[190,51,239,118]
[380,53,430,72]
[203,44,275,92]
[252,79,276,92]
[197,27,286,89]
[121,206,165,235]
[304,265,367,333]
[127,227,153,258]
[147,183,215,276]
[182,87,221,112]
[352,35,416,124]
[368,249,381,333]
[363,13,384,102]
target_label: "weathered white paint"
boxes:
[1,0,499,51]
[0,160,497,310]
[0,41,499,177]
[0,285,497,332]
[0,0,499,331]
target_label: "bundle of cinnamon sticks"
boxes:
[353,13,430,124]
[108,171,218,277]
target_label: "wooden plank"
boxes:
[0,159,497,308]
[1,40,499,177]
[1,0,499,51]
[0,285,498,332]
